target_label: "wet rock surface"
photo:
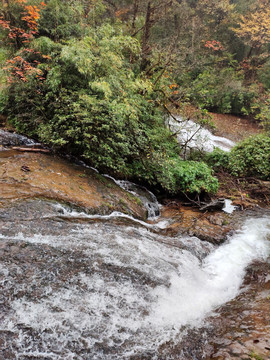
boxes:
[0,199,210,359]
[0,129,38,147]
[160,202,235,244]
[205,261,270,360]
[0,149,146,219]
[1,129,270,360]
[134,260,270,360]
[159,200,270,244]
[1,198,269,359]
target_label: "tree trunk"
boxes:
[132,0,139,30]
[141,2,153,71]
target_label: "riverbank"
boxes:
[210,112,262,142]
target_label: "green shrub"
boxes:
[251,92,270,133]
[184,66,256,115]
[229,134,270,180]
[132,153,219,195]
[157,159,219,194]
[4,24,219,196]
[205,148,230,171]
[203,135,270,181]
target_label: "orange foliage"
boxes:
[115,8,129,18]
[0,0,47,83]
[204,40,224,51]
[4,53,43,82]
[0,0,46,43]
[22,2,46,31]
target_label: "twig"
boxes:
[12,147,50,153]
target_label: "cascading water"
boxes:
[0,200,269,359]
[114,180,160,219]
[168,116,235,153]
[104,177,161,219]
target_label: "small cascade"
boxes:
[0,198,269,360]
[168,116,235,153]
[105,177,161,219]
[115,180,160,219]
[223,199,238,214]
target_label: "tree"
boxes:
[232,0,270,81]
[0,0,46,82]
[0,0,46,49]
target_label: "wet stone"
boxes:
[0,154,270,359]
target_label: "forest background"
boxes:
[0,0,269,199]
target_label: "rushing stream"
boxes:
[168,117,235,152]
[0,200,269,359]
[0,128,269,359]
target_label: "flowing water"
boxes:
[110,179,160,219]
[168,117,235,152]
[0,200,269,359]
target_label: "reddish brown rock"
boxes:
[160,201,233,244]
[0,150,146,219]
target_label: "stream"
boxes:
[168,116,235,152]
[0,129,270,359]
[0,199,269,359]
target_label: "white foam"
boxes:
[52,203,167,229]
[150,217,270,328]
[223,199,237,214]
[1,216,269,359]
[103,177,161,219]
[169,117,235,152]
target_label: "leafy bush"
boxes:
[203,136,270,181]
[189,67,255,115]
[37,0,105,41]
[229,134,270,180]
[4,25,219,195]
[155,158,219,194]
[204,148,230,171]
[131,152,219,195]
[251,91,270,133]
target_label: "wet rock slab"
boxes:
[140,261,270,360]
[0,203,270,359]
[0,149,146,219]
[0,205,165,359]
[0,129,38,147]
[159,200,270,244]
[159,201,233,244]
[205,261,270,360]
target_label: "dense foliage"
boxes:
[229,134,270,179]
[204,134,270,180]
[2,22,218,195]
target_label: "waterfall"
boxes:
[0,200,269,359]
[168,116,235,153]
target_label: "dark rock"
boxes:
[200,199,225,212]
[21,165,31,172]
[0,130,37,147]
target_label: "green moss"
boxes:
[249,351,264,360]
[134,197,143,206]
[118,198,127,207]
